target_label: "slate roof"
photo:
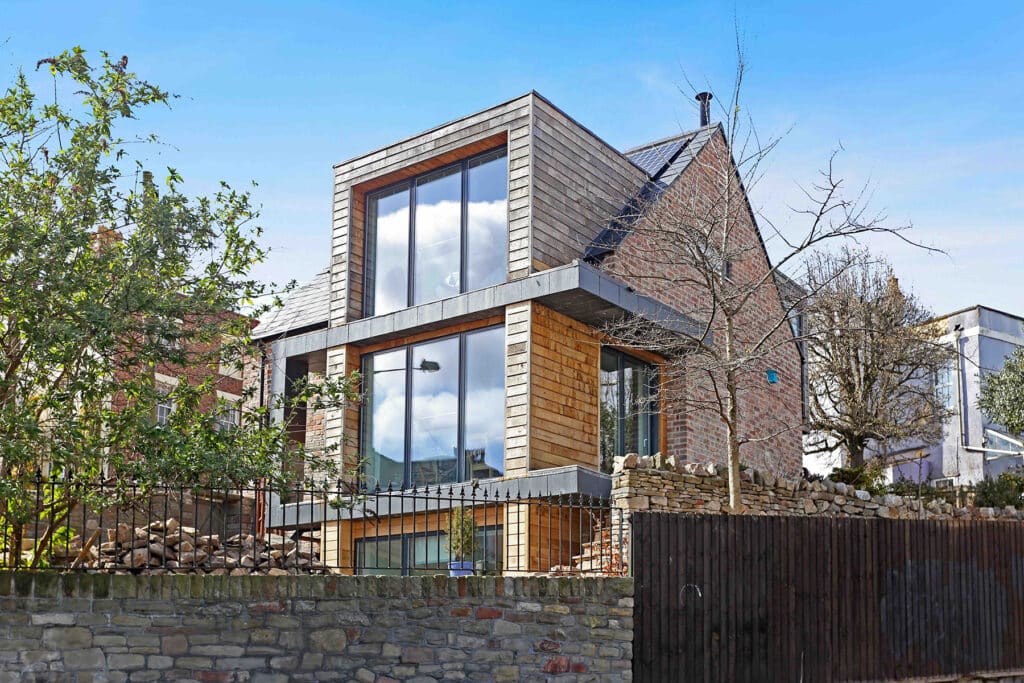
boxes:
[583,124,719,262]
[252,268,331,340]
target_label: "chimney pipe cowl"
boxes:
[695,92,713,127]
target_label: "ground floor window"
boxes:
[360,325,505,490]
[355,531,447,576]
[354,525,503,575]
[599,348,659,473]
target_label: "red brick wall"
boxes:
[601,130,803,476]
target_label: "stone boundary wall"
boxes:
[612,456,1024,521]
[0,573,633,682]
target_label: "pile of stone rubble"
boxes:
[50,517,327,574]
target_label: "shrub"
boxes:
[973,470,1024,509]
[829,462,887,496]
[446,507,478,562]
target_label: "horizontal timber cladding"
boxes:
[504,302,532,477]
[529,303,600,471]
[321,504,505,576]
[633,512,1024,683]
[529,96,647,270]
[331,94,534,327]
[319,501,593,576]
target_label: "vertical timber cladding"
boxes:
[529,303,601,471]
[322,344,361,478]
[632,513,1024,683]
[504,302,602,572]
[330,94,534,327]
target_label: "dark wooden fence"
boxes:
[632,513,1024,682]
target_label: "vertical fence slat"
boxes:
[955,518,966,675]
[864,518,876,679]
[633,511,1024,682]
[1012,520,1023,666]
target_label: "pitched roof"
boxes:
[584,124,719,261]
[252,268,331,340]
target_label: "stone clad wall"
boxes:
[0,573,633,682]
[613,456,1024,521]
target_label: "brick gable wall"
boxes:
[601,131,803,476]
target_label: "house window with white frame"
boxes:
[215,406,241,431]
[155,395,175,426]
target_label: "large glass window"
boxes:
[361,326,505,489]
[599,348,659,473]
[364,148,508,316]
[463,327,506,480]
[367,187,410,317]
[414,167,462,304]
[355,526,503,576]
[466,150,508,291]
[410,336,460,487]
[362,348,407,489]
[355,532,445,576]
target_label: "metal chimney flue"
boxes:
[696,92,713,127]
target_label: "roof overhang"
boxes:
[269,259,706,362]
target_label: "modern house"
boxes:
[250,91,802,574]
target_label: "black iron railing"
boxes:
[0,477,628,576]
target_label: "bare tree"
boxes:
[592,45,930,511]
[802,248,955,469]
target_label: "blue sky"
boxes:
[3,1,1023,315]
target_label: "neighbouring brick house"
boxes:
[249,91,801,574]
[149,314,246,427]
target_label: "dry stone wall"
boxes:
[0,573,633,682]
[612,454,1024,521]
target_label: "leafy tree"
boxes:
[979,346,1024,437]
[803,248,955,468]
[0,49,355,566]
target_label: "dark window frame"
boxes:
[354,524,503,576]
[355,529,446,576]
[363,146,509,317]
[599,347,660,470]
[359,324,505,490]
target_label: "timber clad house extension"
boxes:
[249,92,802,573]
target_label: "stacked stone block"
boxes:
[612,455,1024,521]
[0,573,633,682]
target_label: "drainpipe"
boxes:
[952,325,964,480]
